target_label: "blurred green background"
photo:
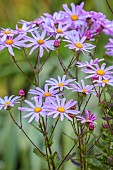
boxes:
[0,0,113,170]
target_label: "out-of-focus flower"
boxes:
[45,75,75,91]
[0,28,16,41]
[15,23,33,34]
[26,29,54,57]
[0,95,20,110]
[18,97,46,123]
[105,38,113,56]
[76,110,97,124]
[46,95,80,121]
[103,123,109,129]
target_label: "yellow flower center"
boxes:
[71,14,78,21]
[37,39,45,45]
[102,79,109,83]
[34,107,42,113]
[34,20,36,23]
[58,83,64,87]
[44,92,51,97]
[5,39,14,45]
[4,101,10,106]
[56,29,63,34]
[57,107,65,113]
[96,69,105,76]
[82,89,87,93]
[75,43,83,48]
[18,27,22,31]
[4,30,11,34]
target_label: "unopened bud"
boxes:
[68,113,74,119]
[89,122,95,130]
[103,123,109,129]
[19,89,25,97]
[71,104,76,109]
[54,39,60,47]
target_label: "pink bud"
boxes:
[103,123,109,129]
[89,122,95,130]
[19,89,25,97]
[68,113,74,119]
[54,39,60,47]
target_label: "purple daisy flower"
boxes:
[76,58,104,68]
[18,97,46,123]
[0,95,20,110]
[64,33,95,55]
[15,23,33,34]
[44,23,75,39]
[82,63,113,81]
[46,95,80,121]
[0,34,26,56]
[105,38,113,56]
[45,75,75,91]
[70,80,94,95]
[62,2,88,27]
[26,29,54,57]
[76,110,97,124]
[94,78,113,87]
[28,85,59,100]
[0,28,16,41]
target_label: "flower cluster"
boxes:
[18,75,80,122]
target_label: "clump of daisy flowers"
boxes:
[0,2,113,169]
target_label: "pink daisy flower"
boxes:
[76,110,97,124]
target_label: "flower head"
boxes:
[26,29,54,57]
[18,97,47,123]
[64,33,95,55]
[0,34,26,56]
[76,110,97,124]
[29,85,59,101]
[0,95,20,110]
[70,80,94,95]
[45,75,75,91]
[46,95,80,121]
[82,63,113,81]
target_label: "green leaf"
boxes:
[33,148,46,160]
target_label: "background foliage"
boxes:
[0,0,113,170]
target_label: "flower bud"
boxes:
[89,122,95,130]
[68,113,74,119]
[103,123,109,129]
[19,89,25,97]
[71,104,76,109]
[54,39,60,47]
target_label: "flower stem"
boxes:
[9,110,45,157]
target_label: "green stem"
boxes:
[9,110,45,157]
[12,56,35,85]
